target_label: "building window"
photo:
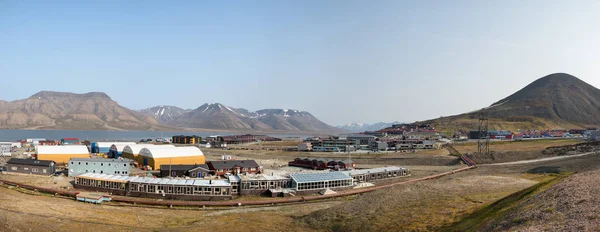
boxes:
[109,163,111,166]
[71,162,74,165]
[11,166,17,171]
[101,163,103,166]
[124,164,127,167]
[100,170,103,174]
[24,167,29,171]
[86,162,88,165]
[32,168,38,172]
[43,169,47,173]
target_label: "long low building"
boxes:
[74,173,232,201]
[1,158,56,176]
[341,166,409,183]
[36,145,90,164]
[137,146,205,170]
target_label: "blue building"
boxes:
[91,142,136,154]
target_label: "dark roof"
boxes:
[208,160,260,170]
[159,164,208,172]
[7,158,54,167]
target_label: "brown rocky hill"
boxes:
[167,103,340,133]
[0,91,166,131]
[482,169,600,231]
[423,73,600,133]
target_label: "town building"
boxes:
[339,134,377,146]
[172,135,202,144]
[369,141,388,151]
[35,145,90,164]
[288,158,355,170]
[38,140,60,146]
[0,142,11,155]
[67,158,131,177]
[61,138,80,145]
[2,158,56,176]
[310,139,359,152]
[108,143,137,158]
[208,160,261,176]
[137,146,205,170]
[229,174,291,195]
[342,166,410,183]
[289,172,353,192]
[159,164,211,178]
[297,142,312,151]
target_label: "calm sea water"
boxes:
[0,130,313,142]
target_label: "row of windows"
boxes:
[239,180,291,190]
[71,161,128,167]
[78,169,128,175]
[217,167,256,172]
[295,180,353,191]
[10,166,47,173]
[129,183,230,196]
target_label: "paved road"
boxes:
[482,151,598,166]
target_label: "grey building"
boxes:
[2,158,56,176]
[68,158,130,177]
[340,134,377,146]
[369,141,388,151]
[0,142,11,155]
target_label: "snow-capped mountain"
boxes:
[336,121,404,132]
[139,105,190,123]
[164,103,340,132]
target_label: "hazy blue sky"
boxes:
[1,1,599,125]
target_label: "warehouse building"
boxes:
[137,146,205,170]
[172,135,201,144]
[68,158,131,177]
[108,143,137,158]
[1,158,56,176]
[36,145,90,164]
[91,142,136,154]
[289,172,353,192]
[159,164,210,178]
[121,144,174,160]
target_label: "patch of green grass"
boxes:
[442,174,569,232]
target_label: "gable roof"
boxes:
[7,158,54,167]
[159,164,209,172]
[208,160,260,170]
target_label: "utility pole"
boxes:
[477,111,490,155]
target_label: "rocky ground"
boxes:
[482,169,600,231]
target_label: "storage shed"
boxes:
[36,145,90,164]
[137,146,205,170]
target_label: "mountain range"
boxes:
[0,91,165,131]
[423,73,600,133]
[159,103,340,133]
[0,91,339,133]
[336,121,404,132]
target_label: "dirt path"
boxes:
[482,152,598,166]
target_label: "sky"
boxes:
[1,1,600,126]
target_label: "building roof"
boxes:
[159,164,209,172]
[7,158,54,167]
[69,158,130,163]
[95,142,137,148]
[289,171,352,184]
[341,166,405,176]
[208,160,260,170]
[122,144,173,155]
[36,145,89,155]
[139,146,204,158]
